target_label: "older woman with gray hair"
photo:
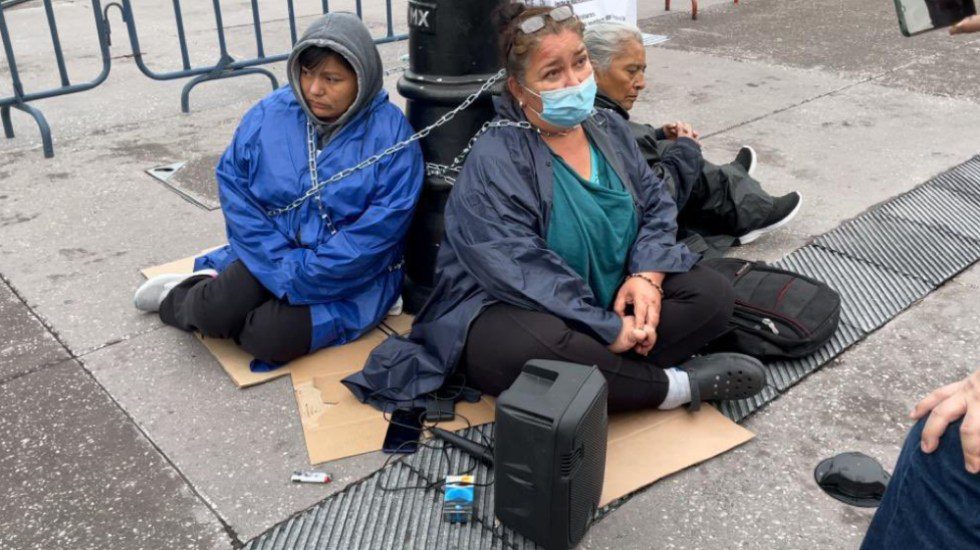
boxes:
[585,22,801,256]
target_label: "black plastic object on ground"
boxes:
[495,360,608,550]
[398,0,508,313]
[814,452,891,508]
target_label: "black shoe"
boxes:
[734,145,757,175]
[680,352,767,411]
[737,191,803,245]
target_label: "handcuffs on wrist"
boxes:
[628,273,664,296]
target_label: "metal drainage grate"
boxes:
[876,182,980,243]
[774,245,932,333]
[813,210,980,286]
[931,154,980,199]
[146,153,223,211]
[245,154,980,549]
[767,320,864,392]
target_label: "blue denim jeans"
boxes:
[861,418,980,550]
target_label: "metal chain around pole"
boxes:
[424,119,533,184]
[266,68,508,216]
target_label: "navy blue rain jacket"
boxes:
[194,87,425,352]
[343,96,698,408]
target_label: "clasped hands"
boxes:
[608,272,664,356]
[662,121,700,143]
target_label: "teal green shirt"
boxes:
[546,142,638,309]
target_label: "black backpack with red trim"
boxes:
[702,257,841,359]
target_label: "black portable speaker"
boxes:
[494,360,608,550]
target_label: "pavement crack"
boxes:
[71,354,247,548]
[0,271,78,361]
[75,324,169,359]
[0,271,168,362]
[0,357,69,388]
[0,272,242,548]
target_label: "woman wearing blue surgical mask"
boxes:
[349,3,766,413]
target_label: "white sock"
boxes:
[658,367,692,410]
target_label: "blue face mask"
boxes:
[524,73,597,128]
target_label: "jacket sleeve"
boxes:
[217,109,301,299]
[277,135,424,304]
[218,109,424,304]
[446,152,622,345]
[619,124,700,274]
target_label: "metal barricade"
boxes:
[0,0,406,158]
[113,0,407,113]
[0,0,112,158]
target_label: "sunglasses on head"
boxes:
[517,5,576,35]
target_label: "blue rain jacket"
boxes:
[194,86,424,352]
[344,96,699,409]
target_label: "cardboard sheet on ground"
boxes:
[145,252,754,499]
[142,251,496,463]
[143,249,416,388]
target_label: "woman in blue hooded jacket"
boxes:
[347,4,766,413]
[134,13,424,364]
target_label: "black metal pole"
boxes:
[399,0,507,313]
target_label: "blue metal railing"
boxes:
[114,0,407,113]
[0,0,406,158]
[0,0,34,9]
[0,0,112,157]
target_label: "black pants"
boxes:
[461,265,734,412]
[159,260,312,364]
[652,138,774,256]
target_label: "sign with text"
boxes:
[408,0,437,34]
[528,0,638,26]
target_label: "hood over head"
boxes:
[287,12,383,147]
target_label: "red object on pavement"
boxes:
[664,0,740,20]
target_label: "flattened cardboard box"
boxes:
[145,251,754,502]
[142,250,496,463]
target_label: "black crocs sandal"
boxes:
[680,353,767,411]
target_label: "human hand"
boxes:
[633,322,657,356]
[613,274,663,355]
[662,121,700,142]
[607,315,650,354]
[950,15,980,35]
[910,369,980,473]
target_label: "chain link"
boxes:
[424,119,534,184]
[266,68,509,217]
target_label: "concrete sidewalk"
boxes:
[1,0,979,548]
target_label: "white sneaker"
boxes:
[134,269,217,312]
[738,192,803,245]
